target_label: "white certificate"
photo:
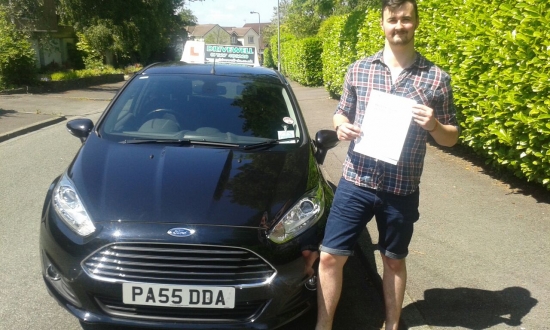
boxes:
[353,90,416,165]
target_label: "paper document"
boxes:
[353,90,416,165]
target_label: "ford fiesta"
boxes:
[39,62,339,329]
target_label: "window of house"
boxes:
[248,36,255,44]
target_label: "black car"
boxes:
[40,62,338,329]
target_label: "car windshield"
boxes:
[99,73,302,146]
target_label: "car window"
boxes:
[100,74,301,145]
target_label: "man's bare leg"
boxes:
[381,254,407,330]
[315,252,348,330]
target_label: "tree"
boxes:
[0,0,42,22]
[332,0,378,15]
[0,5,36,87]
[179,7,198,26]
[204,27,230,45]
[57,0,204,65]
[285,0,327,38]
[260,0,289,49]
[283,0,377,38]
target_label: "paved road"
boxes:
[1,78,549,330]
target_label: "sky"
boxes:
[186,0,278,27]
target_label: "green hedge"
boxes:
[263,47,276,69]
[319,11,366,97]
[356,9,385,61]
[280,37,323,86]
[270,31,296,75]
[415,0,550,188]
[278,0,550,188]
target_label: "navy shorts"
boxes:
[320,178,420,259]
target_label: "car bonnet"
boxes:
[66,134,312,228]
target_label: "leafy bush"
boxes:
[123,63,143,75]
[319,8,383,97]
[356,9,385,60]
[48,66,122,81]
[414,0,550,188]
[263,47,276,69]
[281,37,323,86]
[319,11,366,97]
[50,71,78,81]
[76,31,105,69]
[272,31,297,75]
[0,6,37,88]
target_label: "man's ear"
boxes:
[414,13,420,29]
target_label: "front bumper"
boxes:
[40,206,321,329]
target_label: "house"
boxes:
[14,0,77,69]
[242,22,270,55]
[186,24,233,45]
[223,27,259,51]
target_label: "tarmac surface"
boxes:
[1,79,549,329]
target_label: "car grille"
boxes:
[82,243,276,286]
[95,295,267,322]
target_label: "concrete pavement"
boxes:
[2,79,549,329]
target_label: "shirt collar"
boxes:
[372,50,428,70]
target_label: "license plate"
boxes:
[122,283,235,309]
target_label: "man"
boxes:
[316,1,459,329]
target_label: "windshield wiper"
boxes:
[121,139,239,148]
[122,139,190,145]
[242,137,298,150]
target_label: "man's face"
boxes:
[381,2,418,46]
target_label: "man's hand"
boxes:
[412,104,437,132]
[412,104,459,147]
[336,123,361,141]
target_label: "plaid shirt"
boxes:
[336,51,458,195]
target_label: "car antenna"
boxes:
[211,58,216,74]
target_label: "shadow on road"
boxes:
[402,286,538,329]
[0,109,17,118]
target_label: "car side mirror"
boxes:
[67,118,94,143]
[314,129,339,165]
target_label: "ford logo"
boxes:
[167,228,196,238]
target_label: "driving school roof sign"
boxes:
[181,41,259,67]
[206,45,257,66]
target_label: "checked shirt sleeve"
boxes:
[433,74,458,128]
[334,64,358,121]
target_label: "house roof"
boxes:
[223,27,255,37]
[185,24,263,49]
[242,22,271,35]
[185,24,218,38]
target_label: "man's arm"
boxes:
[427,119,459,147]
[412,104,459,147]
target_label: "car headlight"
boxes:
[52,173,95,236]
[267,186,324,244]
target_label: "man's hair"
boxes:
[381,0,419,21]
